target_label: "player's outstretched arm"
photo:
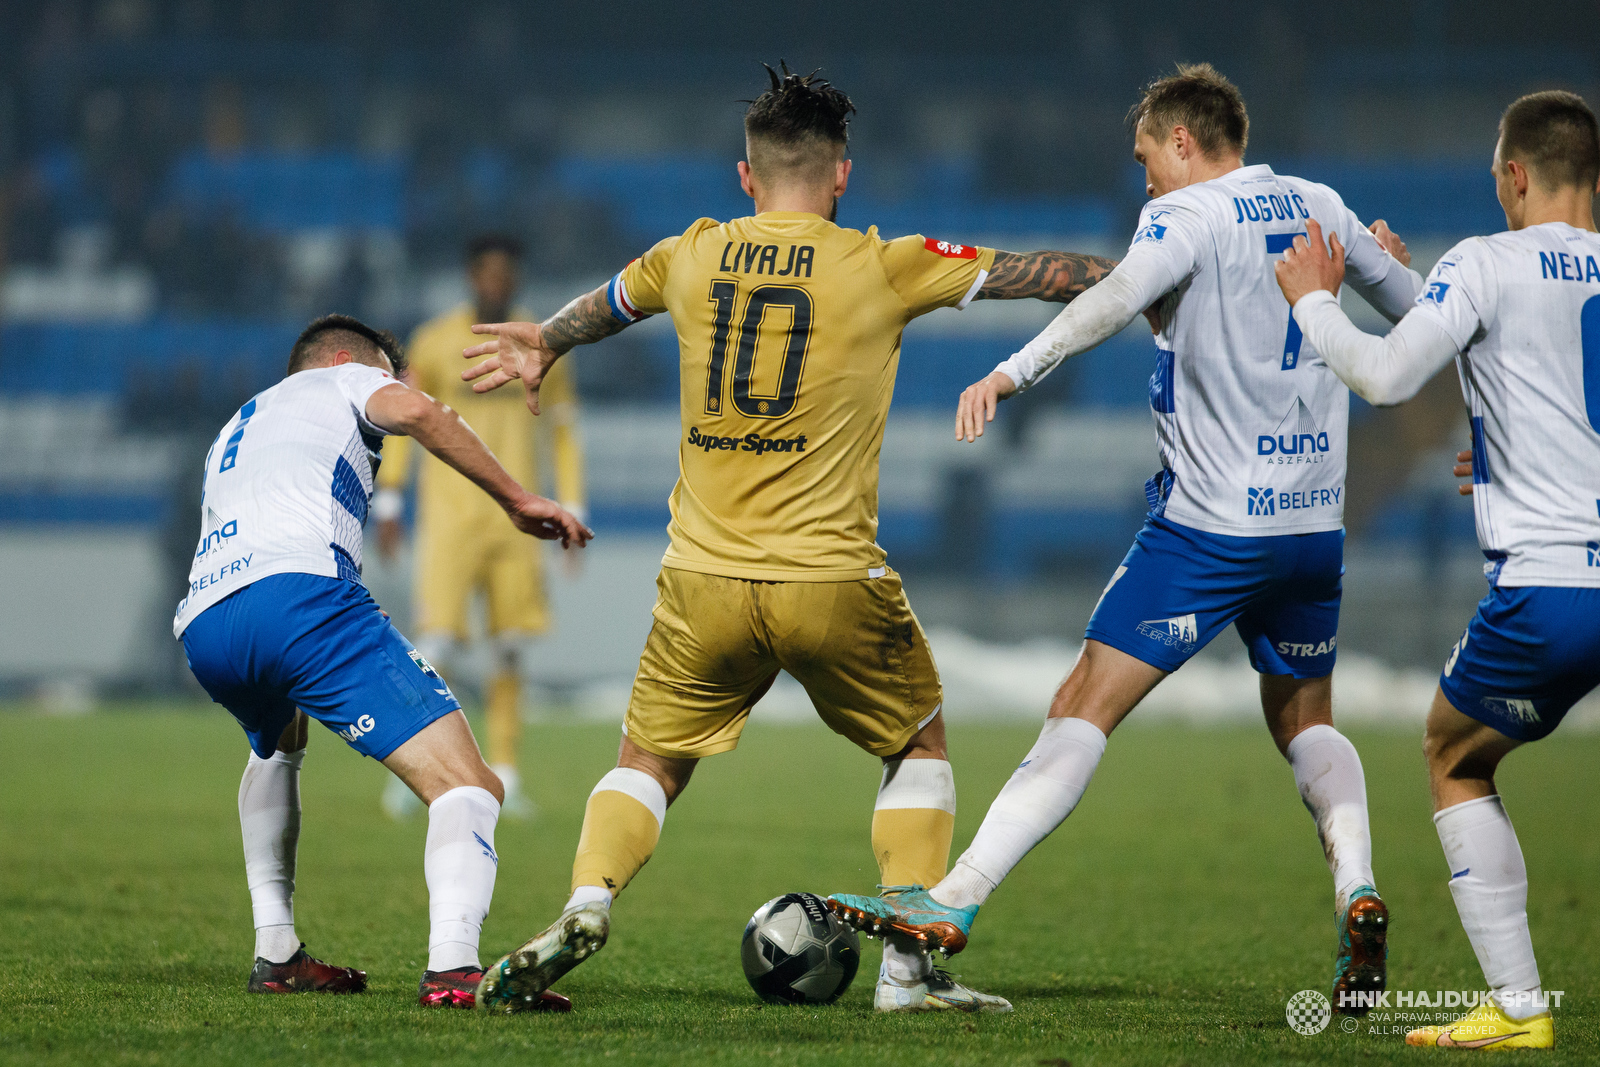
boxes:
[365,384,594,547]
[461,285,626,415]
[955,248,1180,442]
[975,250,1119,303]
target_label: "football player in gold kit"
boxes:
[465,65,1117,1014]
[374,235,586,819]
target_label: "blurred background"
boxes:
[2,0,1596,715]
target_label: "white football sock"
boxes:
[424,785,501,973]
[239,747,304,963]
[931,717,1107,910]
[1435,795,1546,1018]
[1285,724,1376,912]
[565,885,614,911]
[880,934,934,983]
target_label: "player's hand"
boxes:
[1455,448,1474,496]
[955,370,1017,443]
[377,517,403,562]
[1275,218,1346,306]
[462,321,559,415]
[503,491,595,548]
[1368,219,1411,267]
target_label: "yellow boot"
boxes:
[1405,1000,1553,1049]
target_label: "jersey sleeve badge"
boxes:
[924,237,978,259]
[1134,222,1168,245]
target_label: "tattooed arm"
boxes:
[975,250,1118,303]
[956,245,1180,441]
[540,286,631,352]
[460,284,634,415]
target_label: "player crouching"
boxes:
[174,315,591,1008]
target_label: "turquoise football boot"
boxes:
[1332,885,1388,1016]
[826,885,979,956]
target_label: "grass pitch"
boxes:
[2,705,1598,1065]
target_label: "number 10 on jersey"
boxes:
[705,281,814,419]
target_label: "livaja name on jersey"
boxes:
[687,426,809,455]
[717,241,816,277]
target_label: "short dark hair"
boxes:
[1500,90,1600,193]
[743,61,856,183]
[287,313,406,377]
[1128,63,1249,159]
[466,232,525,264]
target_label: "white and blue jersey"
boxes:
[1409,223,1600,740]
[1123,165,1419,535]
[1406,223,1600,588]
[997,164,1418,676]
[174,363,396,637]
[174,362,462,760]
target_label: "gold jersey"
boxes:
[616,212,994,581]
[377,304,584,530]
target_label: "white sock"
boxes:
[931,717,1107,910]
[565,885,615,911]
[1435,795,1546,1019]
[881,934,934,982]
[424,785,501,973]
[239,747,304,963]
[1286,724,1376,912]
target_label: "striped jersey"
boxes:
[1408,222,1600,586]
[173,363,397,636]
[1118,165,1416,535]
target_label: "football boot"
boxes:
[420,966,571,1011]
[246,945,366,994]
[1332,885,1388,1015]
[826,885,978,956]
[875,963,1012,1013]
[477,902,609,1013]
[1405,1001,1553,1049]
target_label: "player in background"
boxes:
[457,64,1120,1014]
[1275,90,1600,1051]
[175,315,590,1009]
[375,235,586,821]
[828,64,1423,1011]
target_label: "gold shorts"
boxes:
[414,526,549,639]
[625,567,943,759]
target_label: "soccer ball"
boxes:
[740,892,861,1005]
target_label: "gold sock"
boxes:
[486,670,520,769]
[571,789,662,896]
[871,807,955,888]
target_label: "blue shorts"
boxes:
[1085,515,1344,677]
[1439,585,1600,742]
[182,573,461,760]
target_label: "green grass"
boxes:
[2,706,1597,1065]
